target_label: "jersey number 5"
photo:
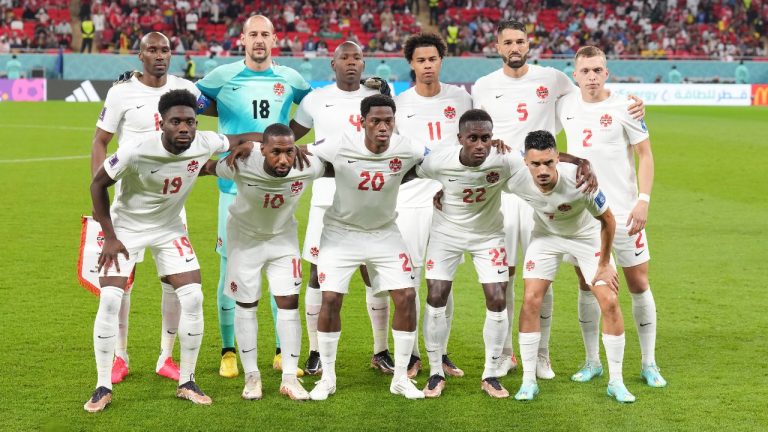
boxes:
[252,100,271,119]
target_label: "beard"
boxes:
[503,52,527,69]
[248,46,269,64]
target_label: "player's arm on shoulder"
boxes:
[627,137,653,236]
[224,132,264,151]
[289,119,311,141]
[559,152,597,193]
[593,207,619,292]
[91,128,114,177]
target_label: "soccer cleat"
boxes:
[111,356,129,384]
[442,354,465,377]
[83,386,112,413]
[571,361,603,383]
[641,364,668,388]
[536,353,556,380]
[304,350,322,375]
[407,355,422,379]
[423,374,446,398]
[495,353,518,377]
[176,381,212,405]
[219,351,239,378]
[514,381,540,401]
[309,378,336,401]
[156,357,181,381]
[481,377,509,398]
[370,350,395,374]
[242,372,263,400]
[280,375,310,401]
[273,353,304,377]
[390,376,425,399]
[607,380,637,403]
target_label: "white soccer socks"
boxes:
[317,331,340,384]
[444,290,454,353]
[482,309,508,379]
[578,289,602,364]
[602,333,626,383]
[538,285,554,357]
[176,283,204,384]
[518,332,541,385]
[304,286,322,352]
[411,285,422,358]
[158,281,180,369]
[502,278,515,354]
[115,287,130,363]
[423,304,447,377]
[392,330,416,382]
[276,308,302,377]
[94,286,123,389]
[631,289,657,367]
[234,304,258,375]
[365,285,390,354]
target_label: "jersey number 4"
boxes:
[252,100,271,119]
[358,171,385,191]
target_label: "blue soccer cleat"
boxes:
[571,362,603,383]
[607,380,636,403]
[514,381,540,401]
[641,364,667,388]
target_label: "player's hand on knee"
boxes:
[293,145,312,170]
[362,77,391,96]
[592,264,619,294]
[491,138,511,154]
[432,190,444,211]
[575,159,598,193]
[626,94,645,120]
[98,238,129,274]
[626,201,648,236]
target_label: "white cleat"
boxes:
[496,353,518,377]
[309,378,336,401]
[536,353,556,380]
[242,372,263,400]
[390,376,425,400]
[280,375,310,401]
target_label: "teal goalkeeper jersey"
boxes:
[196,60,311,193]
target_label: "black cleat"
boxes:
[442,354,465,377]
[423,374,446,398]
[370,349,395,374]
[84,386,112,413]
[304,350,323,375]
[407,355,422,378]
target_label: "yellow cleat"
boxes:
[219,351,239,378]
[272,352,304,377]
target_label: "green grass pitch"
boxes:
[0,102,766,431]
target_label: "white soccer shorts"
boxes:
[317,223,416,295]
[524,232,615,284]
[424,228,509,284]
[395,205,433,268]
[99,224,200,279]
[501,192,534,265]
[216,191,236,258]
[224,227,302,304]
[612,220,650,267]
[301,204,328,265]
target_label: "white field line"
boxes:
[0,155,90,163]
[0,124,92,131]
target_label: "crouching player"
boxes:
[203,124,324,401]
[510,131,635,403]
[85,89,259,412]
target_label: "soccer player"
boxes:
[84,89,259,412]
[203,124,325,401]
[195,14,311,378]
[508,130,635,403]
[472,20,644,379]
[91,32,201,384]
[308,95,425,401]
[394,32,473,378]
[558,46,666,388]
[289,41,394,376]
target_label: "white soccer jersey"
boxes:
[417,146,527,236]
[311,132,425,231]
[395,83,472,207]
[216,152,325,239]
[104,131,229,232]
[472,65,575,152]
[96,75,201,148]
[557,92,649,215]
[505,164,609,238]
[293,84,379,207]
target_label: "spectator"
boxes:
[186,9,199,33]
[5,53,21,79]
[380,7,394,32]
[734,60,750,84]
[317,39,329,57]
[0,36,9,54]
[81,16,95,53]
[299,57,313,81]
[204,53,218,76]
[184,54,195,79]
[668,65,683,83]
[303,37,317,53]
[375,60,391,81]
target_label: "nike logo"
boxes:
[185,257,195,262]
[540,315,551,319]
[188,332,203,336]
[447,178,458,182]
[246,183,259,186]
[136,105,145,109]
[306,312,319,316]
[97,335,115,339]
[491,356,500,360]
[166,330,177,335]
[325,104,334,107]
[222,306,235,311]
[347,160,357,164]
[578,319,592,324]
[232,86,241,91]
[411,275,416,280]
[294,281,302,286]
[242,347,256,353]
[635,250,645,256]
[150,168,160,173]
[371,307,387,311]
[495,94,504,99]
[497,269,507,274]
[290,354,299,358]
[639,322,652,327]
[407,114,416,118]
[566,116,574,120]
[425,349,437,353]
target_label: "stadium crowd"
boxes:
[1,0,766,59]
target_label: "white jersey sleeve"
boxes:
[97,86,127,134]
[618,99,650,145]
[103,146,137,181]
[293,91,316,129]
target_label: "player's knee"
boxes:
[176,283,203,313]
[99,286,124,316]
[393,288,417,310]
[426,290,446,307]
[485,290,506,312]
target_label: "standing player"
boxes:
[558,46,665,388]
[203,124,325,401]
[85,89,259,412]
[91,32,200,384]
[509,131,635,403]
[289,41,393,376]
[195,14,311,378]
[472,20,644,379]
[394,32,473,378]
[308,95,425,401]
